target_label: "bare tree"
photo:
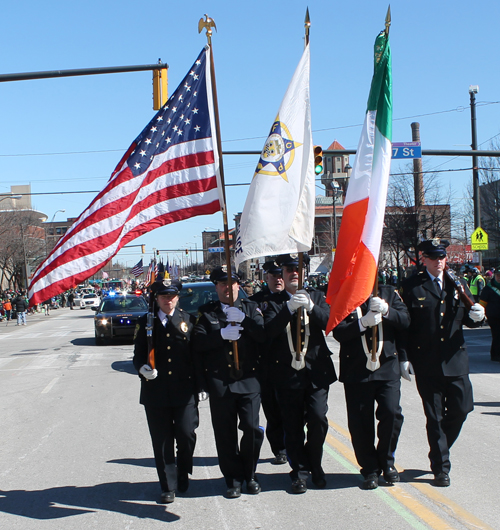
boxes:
[479,139,500,259]
[382,166,453,271]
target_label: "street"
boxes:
[0,308,499,530]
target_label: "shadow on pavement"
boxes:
[111,360,136,374]
[0,481,180,522]
[70,338,96,347]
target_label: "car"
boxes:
[178,281,247,316]
[81,293,100,309]
[92,294,148,345]
[72,293,84,309]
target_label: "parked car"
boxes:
[178,281,247,316]
[92,294,148,345]
[81,293,100,309]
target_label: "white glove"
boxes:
[469,303,485,322]
[139,364,158,380]
[400,361,413,382]
[223,306,246,323]
[198,391,209,401]
[296,289,314,312]
[370,296,389,315]
[286,294,303,313]
[360,311,382,328]
[220,324,243,341]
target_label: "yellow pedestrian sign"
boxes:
[471,227,488,250]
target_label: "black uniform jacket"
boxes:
[264,289,337,390]
[192,298,265,397]
[249,286,272,305]
[133,308,198,408]
[332,286,410,383]
[399,270,481,377]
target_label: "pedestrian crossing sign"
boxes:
[471,227,488,250]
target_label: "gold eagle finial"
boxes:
[198,14,217,44]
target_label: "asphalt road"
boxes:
[0,308,499,529]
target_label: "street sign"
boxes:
[471,227,488,250]
[208,246,224,253]
[392,142,422,159]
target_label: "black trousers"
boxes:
[209,390,264,487]
[344,379,403,478]
[145,401,199,492]
[260,374,286,456]
[276,386,329,481]
[415,374,473,474]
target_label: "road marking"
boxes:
[326,419,494,530]
[41,377,59,394]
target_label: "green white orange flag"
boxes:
[326,29,392,334]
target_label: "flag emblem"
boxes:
[254,116,302,182]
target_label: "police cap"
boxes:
[417,239,449,258]
[210,265,240,284]
[276,253,311,268]
[262,260,282,275]
[152,279,182,296]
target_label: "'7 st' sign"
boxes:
[392,142,422,159]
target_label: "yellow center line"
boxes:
[326,419,494,530]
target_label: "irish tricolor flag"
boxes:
[326,29,392,334]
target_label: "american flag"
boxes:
[28,46,223,306]
[131,259,144,277]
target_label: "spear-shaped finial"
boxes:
[198,14,217,45]
[385,5,391,36]
[305,8,311,46]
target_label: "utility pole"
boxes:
[469,85,482,268]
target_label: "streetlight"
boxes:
[331,180,341,251]
[0,194,22,204]
[469,84,481,268]
[50,209,66,223]
[44,209,66,257]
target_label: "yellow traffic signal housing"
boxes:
[153,67,168,110]
[314,145,323,175]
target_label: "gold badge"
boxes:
[180,321,188,333]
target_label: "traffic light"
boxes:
[314,145,323,175]
[185,249,189,256]
[156,250,160,256]
[141,245,146,253]
[153,66,168,110]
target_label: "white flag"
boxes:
[234,45,314,269]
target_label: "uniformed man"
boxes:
[250,260,287,465]
[479,265,500,362]
[333,285,410,490]
[133,279,199,504]
[193,266,265,498]
[399,239,485,487]
[264,254,337,494]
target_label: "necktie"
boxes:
[434,278,441,293]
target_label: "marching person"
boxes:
[193,266,266,499]
[333,285,410,490]
[399,239,485,487]
[250,260,287,466]
[479,265,500,362]
[264,254,337,494]
[133,279,199,504]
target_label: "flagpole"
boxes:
[199,15,241,376]
[295,8,311,361]
[371,7,391,360]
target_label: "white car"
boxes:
[81,293,100,309]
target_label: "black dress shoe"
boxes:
[383,466,400,484]
[362,473,379,490]
[311,471,327,489]
[226,486,242,498]
[273,453,288,465]
[433,472,450,487]
[177,473,189,493]
[247,478,261,494]
[160,491,175,504]
[291,479,307,494]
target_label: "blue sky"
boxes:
[2,0,500,269]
